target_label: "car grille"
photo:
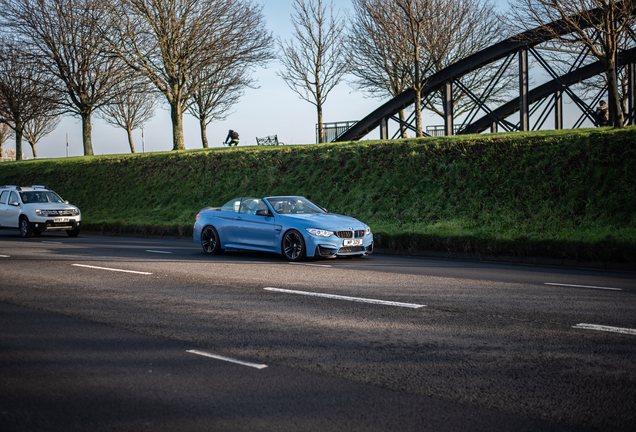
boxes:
[47,210,74,216]
[338,246,365,254]
[335,230,365,239]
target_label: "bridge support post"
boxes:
[519,48,529,131]
[555,90,563,130]
[443,81,454,136]
[628,62,635,126]
[379,116,388,140]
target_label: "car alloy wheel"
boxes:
[201,226,223,255]
[19,217,34,238]
[282,230,305,261]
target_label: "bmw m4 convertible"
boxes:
[193,196,373,261]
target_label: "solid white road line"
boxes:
[186,349,268,369]
[573,323,636,336]
[146,250,173,254]
[289,262,332,267]
[545,282,622,291]
[72,264,153,275]
[264,287,426,308]
[41,241,62,244]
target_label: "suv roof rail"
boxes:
[30,185,50,190]
[0,185,21,190]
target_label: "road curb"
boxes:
[373,248,636,273]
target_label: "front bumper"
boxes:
[31,218,81,232]
[305,233,374,258]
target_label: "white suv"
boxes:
[0,185,81,238]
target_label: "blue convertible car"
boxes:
[193,196,373,261]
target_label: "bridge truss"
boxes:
[335,11,636,142]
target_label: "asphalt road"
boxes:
[0,231,635,431]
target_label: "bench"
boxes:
[256,135,284,146]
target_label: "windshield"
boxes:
[20,191,65,204]
[266,197,325,215]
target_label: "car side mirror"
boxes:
[255,209,270,216]
[64,200,69,204]
[9,201,19,207]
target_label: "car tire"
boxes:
[19,217,34,238]
[67,227,80,237]
[201,226,223,255]
[282,229,305,262]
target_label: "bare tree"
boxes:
[101,0,274,151]
[0,122,14,158]
[277,0,350,143]
[188,64,250,148]
[349,0,506,137]
[1,0,124,155]
[352,0,452,137]
[349,0,411,137]
[23,113,61,159]
[0,39,58,161]
[100,75,158,153]
[509,0,636,128]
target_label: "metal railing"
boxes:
[317,121,358,143]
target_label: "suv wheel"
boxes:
[19,217,34,238]
[67,227,80,237]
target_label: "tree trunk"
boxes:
[413,87,423,137]
[81,112,94,156]
[317,103,324,143]
[29,141,37,159]
[399,110,407,138]
[15,127,23,161]
[200,117,209,149]
[170,101,186,150]
[127,127,136,153]
[606,58,624,128]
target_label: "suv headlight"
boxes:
[365,227,371,235]
[35,209,48,217]
[71,208,80,216]
[306,228,334,237]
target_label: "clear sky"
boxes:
[7,0,588,160]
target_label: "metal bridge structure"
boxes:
[334,8,636,142]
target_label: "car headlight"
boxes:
[35,209,48,216]
[71,208,80,216]
[365,227,371,235]
[306,228,334,237]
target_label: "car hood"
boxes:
[278,213,367,229]
[25,202,78,210]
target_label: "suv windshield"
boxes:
[20,191,64,204]
[266,197,325,215]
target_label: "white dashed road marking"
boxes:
[41,241,62,245]
[289,262,331,267]
[72,264,153,275]
[264,287,426,308]
[0,255,9,258]
[187,349,267,369]
[146,250,172,254]
[573,323,636,336]
[545,282,622,291]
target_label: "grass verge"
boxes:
[1,127,634,263]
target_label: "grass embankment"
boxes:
[1,127,635,263]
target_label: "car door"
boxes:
[233,198,281,252]
[0,191,10,226]
[4,191,21,228]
